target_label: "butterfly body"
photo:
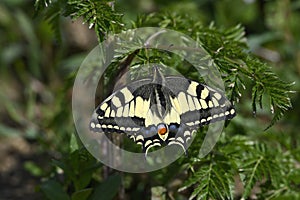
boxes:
[90,67,235,154]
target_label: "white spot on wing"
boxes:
[178,92,189,113]
[136,135,144,141]
[169,108,180,124]
[212,97,219,107]
[193,97,201,109]
[153,139,160,143]
[186,122,195,126]
[107,125,113,129]
[90,122,95,128]
[104,107,111,117]
[145,140,152,147]
[200,99,208,109]
[132,127,140,132]
[176,137,184,144]
[100,103,108,111]
[184,131,190,137]
[110,109,115,117]
[230,109,235,115]
[187,95,196,111]
[111,96,122,107]
[130,135,135,141]
[145,110,153,127]
[129,101,135,117]
[121,87,134,103]
[214,93,222,100]
[135,96,145,118]
[187,81,198,96]
[170,97,181,114]
[143,99,150,112]
[201,87,209,99]
[123,104,129,116]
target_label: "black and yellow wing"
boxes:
[90,68,236,155]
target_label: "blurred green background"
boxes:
[0,0,299,199]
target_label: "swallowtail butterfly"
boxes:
[90,67,236,155]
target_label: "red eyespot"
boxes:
[157,124,167,135]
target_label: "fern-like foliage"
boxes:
[179,153,235,200]
[34,0,52,11]
[34,2,296,199]
[239,144,280,198]
[65,0,124,41]
[195,24,293,129]
[35,3,293,127]
[222,136,284,199]
[132,13,293,128]
[247,58,294,129]
[180,135,297,199]
[35,0,124,42]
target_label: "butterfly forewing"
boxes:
[90,79,152,134]
[165,77,235,124]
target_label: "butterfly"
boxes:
[90,67,236,155]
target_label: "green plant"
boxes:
[3,0,296,199]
